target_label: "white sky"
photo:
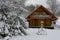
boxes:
[25,0,49,8]
[57,0,60,2]
[25,0,60,8]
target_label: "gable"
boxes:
[33,11,48,15]
[26,5,57,21]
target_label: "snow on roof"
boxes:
[23,5,50,18]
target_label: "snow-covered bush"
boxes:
[19,16,29,28]
[56,17,60,27]
[0,1,29,40]
[0,13,29,40]
[0,5,29,40]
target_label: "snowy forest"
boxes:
[0,0,60,40]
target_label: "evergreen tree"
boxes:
[0,3,28,40]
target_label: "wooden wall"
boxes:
[27,19,52,28]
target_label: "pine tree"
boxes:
[0,3,28,40]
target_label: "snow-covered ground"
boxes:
[8,17,60,40]
[56,17,60,27]
[0,17,60,40]
[9,28,60,40]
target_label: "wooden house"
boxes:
[26,5,57,29]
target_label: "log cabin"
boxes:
[26,5,57,29]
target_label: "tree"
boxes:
[55,3,60,16]
[0,0,28,40]
[47,0,58,25]
[25,5,35,11]
[47,0,58,13]
[5,15,28,36]
[18,0,26,6]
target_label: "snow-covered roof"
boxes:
[22,5,50,18]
